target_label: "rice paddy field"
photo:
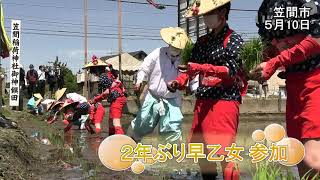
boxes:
[1,106,316,180]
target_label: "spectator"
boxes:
[26,64,38,99]
[19,65,25,90]
[37,65,46,97]
[27,93,43,115]
[47,66,57,99]
[56,66,64,89]
[18,64,25,111]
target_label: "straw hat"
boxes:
[59,99,78,112]
[33,93,43,107]
[83,55,108,69]
[47,101,64,111]
[55,88,67,101]
[34,93,43,99]
[160,27,189,50]
[185,0,231,18]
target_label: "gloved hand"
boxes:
[167,80,179,93]
[93,91,108,104]
[201,76,223,87]
[133,83,142,93]
[85,120,95,134]
[188,63,230,79]
[89,105,95,122]
[262,45,280,60]
[175,73,190,90]
[64,123,73,133]
[47,115,57,124]
[252,36,320,81]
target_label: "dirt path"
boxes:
[0,108,98,180]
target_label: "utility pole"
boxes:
[178,0,180,27]
[118,0,122,81]
[83,0,89,98]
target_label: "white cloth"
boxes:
[136,47,181,104]
[79,114,89,129]
[41,99,55,112]
[66,93,87,103]
[37,70,46,81]
[189,74,200,92]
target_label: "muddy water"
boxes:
[64,113,299,179]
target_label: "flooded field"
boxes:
[65,113,300,180]
[1,108,302,180]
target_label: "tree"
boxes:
[52,58,80,93]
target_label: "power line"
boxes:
[5,29,163,41]
[230,8,258,12]
[104,0,177,7]
[6,17,162,31]
[5,24,258,39]
[180,7,258,12]
[6,20,161,35]
[13,27,161,38]
[3,2,175,15]
[4,1,259,14]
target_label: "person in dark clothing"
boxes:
[26,64,38,99]
[56,66,64,89]
[12,64,26,111]
[37,65,46,98]
[18,66,25,110]
[47,66,57,99]
[19,67,25,90]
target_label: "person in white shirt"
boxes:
[37,65,46,98]
[128,27,189,144]
[54,88,92,132]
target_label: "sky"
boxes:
[2,0,263,74]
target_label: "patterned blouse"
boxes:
[257,0,320,73]
[99,73,124,103]
[190,25,244,102]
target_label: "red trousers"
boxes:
[109,96,126,119]
[92,103,105,133]
[188,99,240,155]
[92,103,105,124]
[286,68,320,140]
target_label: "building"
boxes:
[77,52,143,97]
[101,50,147,61]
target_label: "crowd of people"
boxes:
[17,63,64,99]
[28,56,127,134]
[23,0,320,179]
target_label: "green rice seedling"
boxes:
[301,169,320,180]
[240,38,263,76]
[180,40,194,66]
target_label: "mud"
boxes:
[0,106,300,180]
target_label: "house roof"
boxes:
[101,50,147,61]
[105,53,142,72]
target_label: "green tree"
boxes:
[52,59,80,93]
[61,66,79,93]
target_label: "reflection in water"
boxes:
[60,116,291,179]
[64,131,73,148]
[79,131,87,151]
[87,135,103,154]
[67,129,105,157]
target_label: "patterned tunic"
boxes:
[257,0,320,73]
[99,73,124,103]
[190,25,244,102]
